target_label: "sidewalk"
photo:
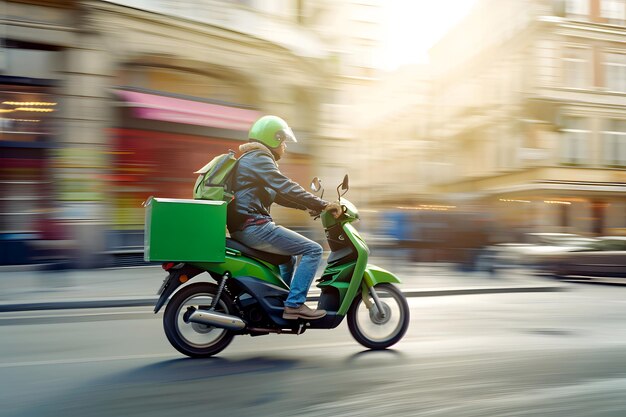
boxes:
[0,259,567,312]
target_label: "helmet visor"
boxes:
[276,127,297,144]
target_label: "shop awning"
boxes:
[114,90,260,131]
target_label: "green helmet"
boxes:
[248,115,297,149]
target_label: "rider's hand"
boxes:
[324,202,343,219]
[308,209,322,217]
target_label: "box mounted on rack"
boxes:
[144,198,226,263]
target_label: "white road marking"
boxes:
[0,310,152,321]
[0,353,176,368]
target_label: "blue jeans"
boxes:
[231,222,323,308]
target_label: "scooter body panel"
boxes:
[154,254,286,314]
[336,222,369,315]
[190,254,287,289]
[230,276,346,329]
[232,276,291,327]
[316,214,371,316]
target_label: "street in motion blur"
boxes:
[1,1,625,416]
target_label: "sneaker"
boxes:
[283,304,327,320]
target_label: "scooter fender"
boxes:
[363,264,402,287]
[361,264,402,299]
[154,265,205,313]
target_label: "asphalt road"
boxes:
[1,285,625,417]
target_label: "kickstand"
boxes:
[297,322,305,335]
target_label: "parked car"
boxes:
[536,236,626,281]
[481,233,597,270]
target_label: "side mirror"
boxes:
[341,174,349,191]
[311,177,322,192]
[337,174,349,198]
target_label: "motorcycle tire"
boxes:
[347,283,410,350]
[163,282,236,358]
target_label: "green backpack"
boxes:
[193,150,239,202]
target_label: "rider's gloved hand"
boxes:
[308,209,322,217]
[324,202,343,219]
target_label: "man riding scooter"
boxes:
[227,115,342,321]
[147,114,410,357]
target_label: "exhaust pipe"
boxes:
[186,309,246,331]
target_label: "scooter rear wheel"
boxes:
[347,283,409,350]
[163,282,236,358]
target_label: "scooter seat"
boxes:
[226,238,292,266]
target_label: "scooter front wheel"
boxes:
[163,282,235,358]
[347,283,410,350]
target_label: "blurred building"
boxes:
[0,0,71,265]
[423,0,626,239]
[0,0,375,266]
[314,0,386,192]
[349,64,431,206]
[347,65,453,260]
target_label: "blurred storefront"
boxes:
[0,79,59,264]
[107,95,316,260]
[107,87,260,257]
[1,0,330,266]
[1,1,112,267]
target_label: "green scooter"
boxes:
[154,175,410,357]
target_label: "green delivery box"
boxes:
[144,198,226,262]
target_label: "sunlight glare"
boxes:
[382,0,477,70]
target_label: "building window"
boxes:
[601,0,626,25]
[559,204,570,228]
[563,47,590,89]
[0,85,56,143]
[0,83,56,235]
[566,0,589,19]
[602,119,626,166]
[591,201,607,235]
[561,116,589,165]
[604,52,626,92]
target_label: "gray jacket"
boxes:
[226,142,327,233]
